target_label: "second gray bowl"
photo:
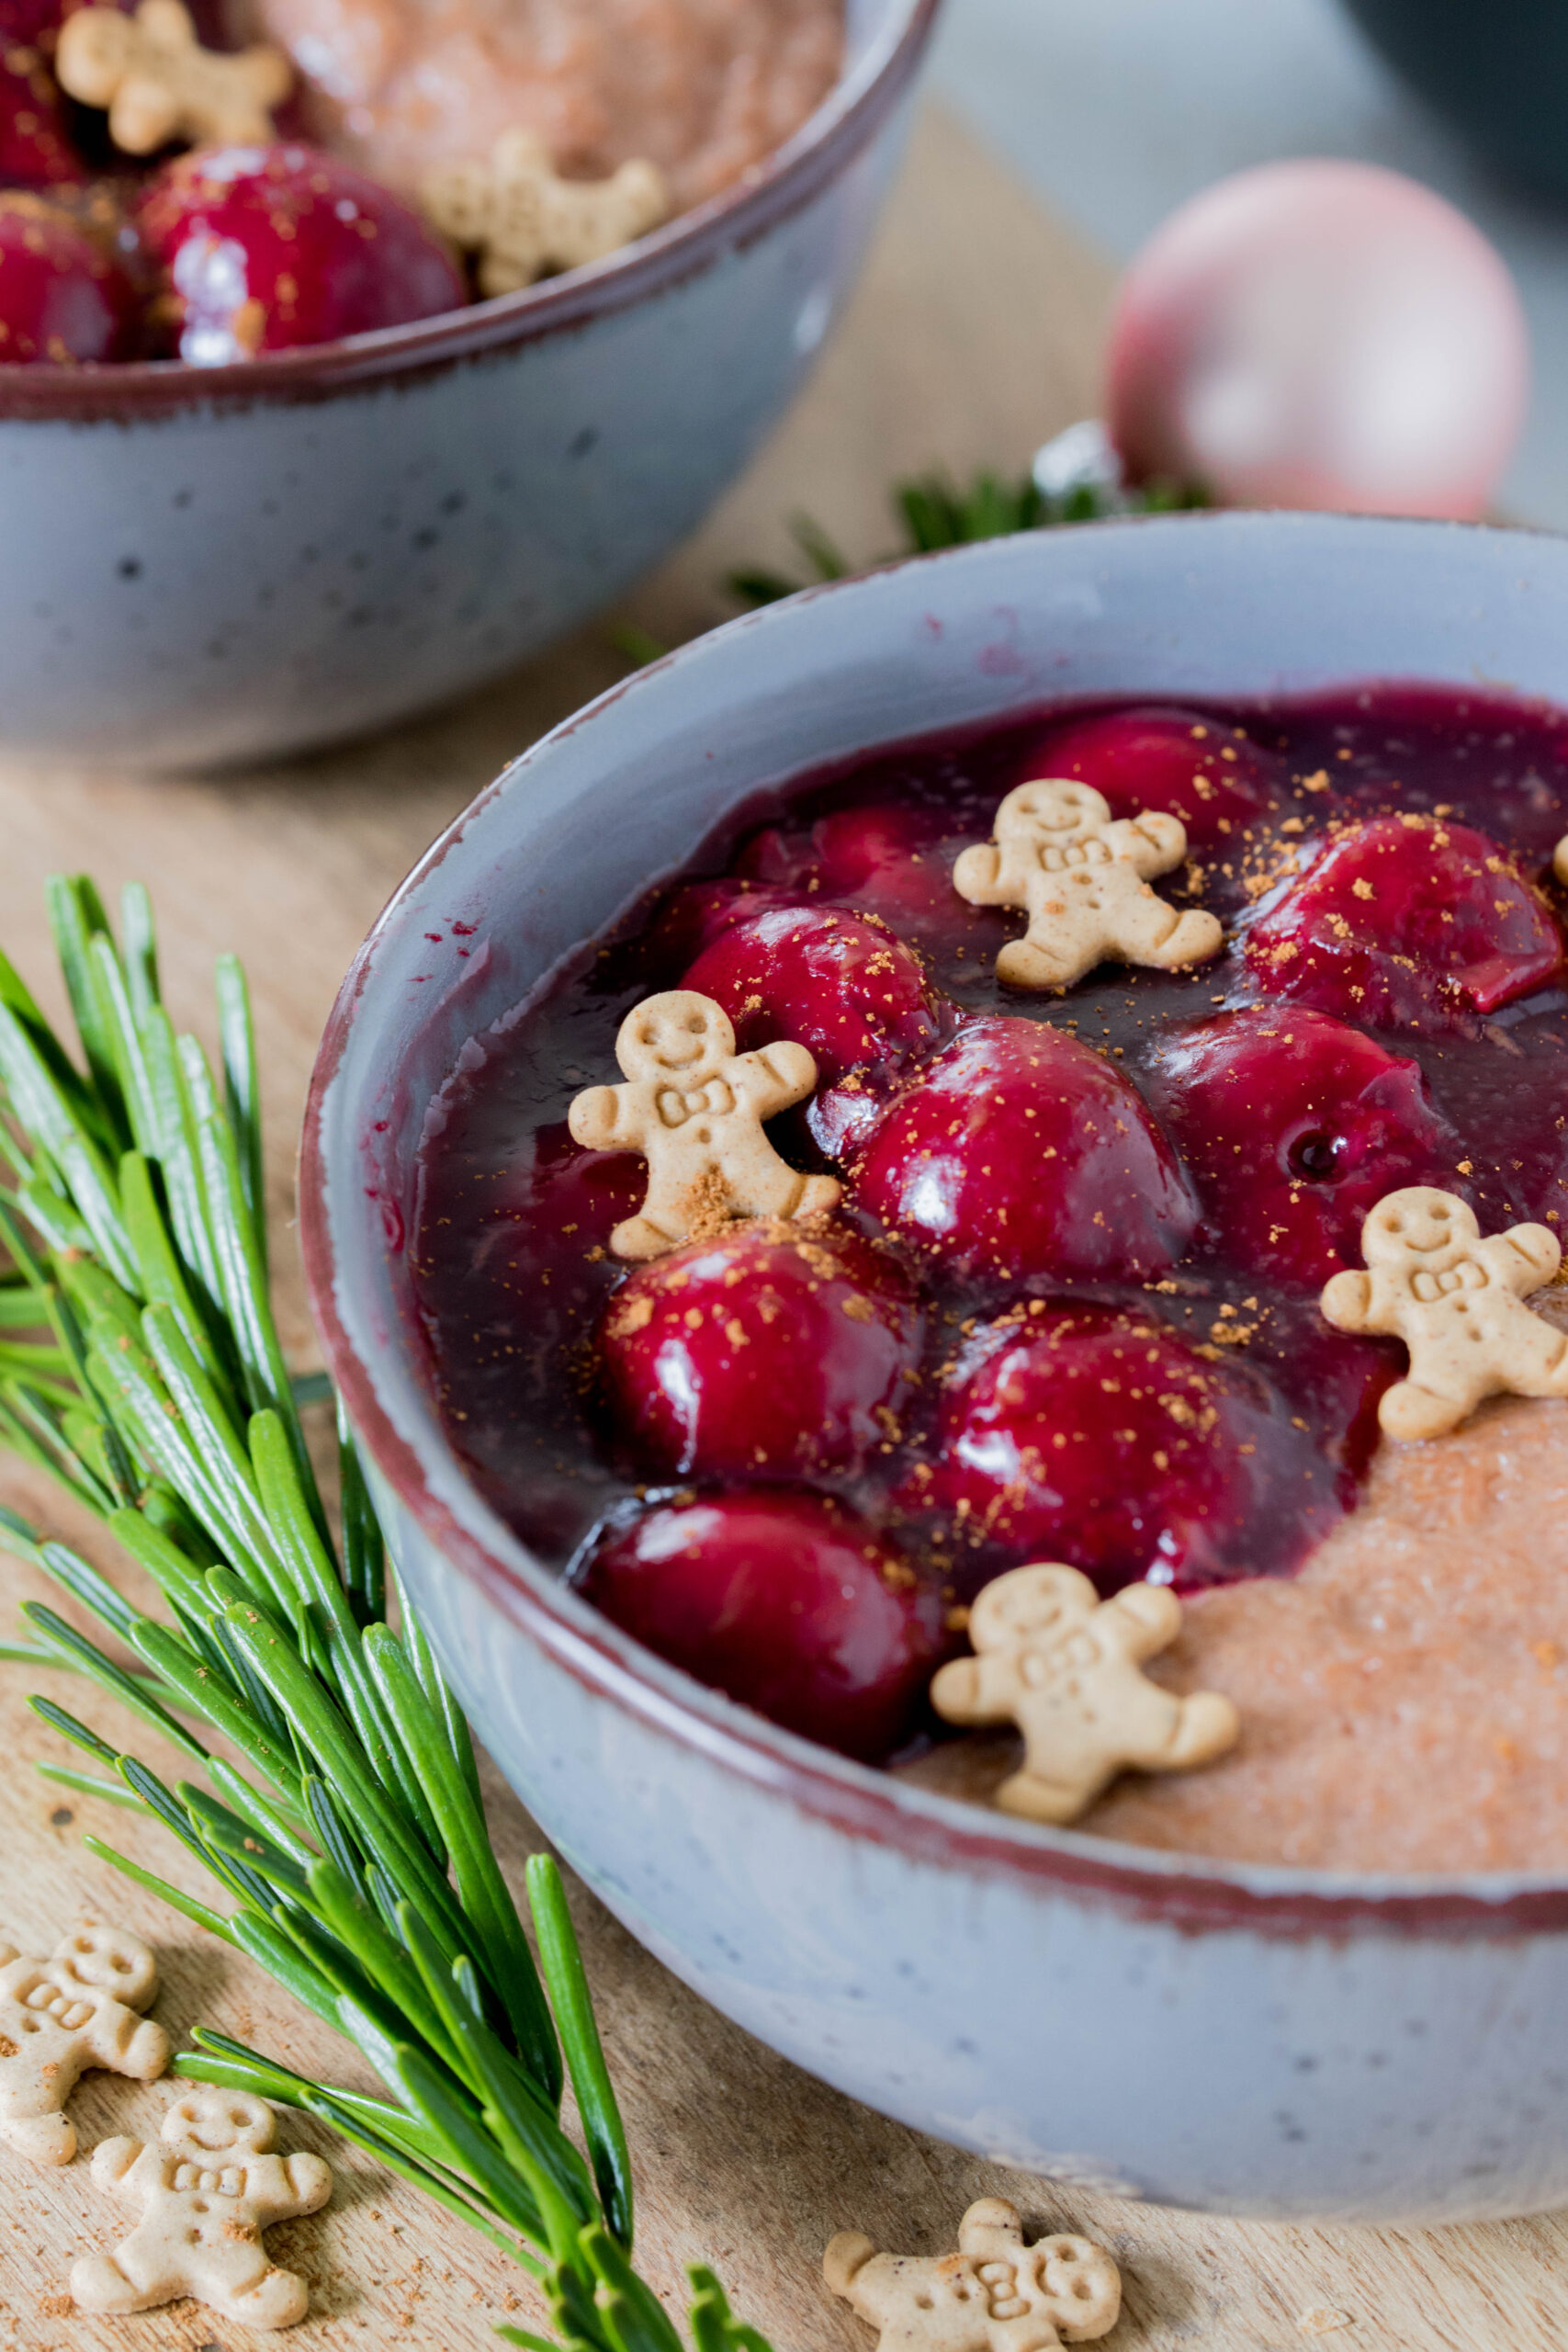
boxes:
[0,0,937,770]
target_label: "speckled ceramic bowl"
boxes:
[302,513,1568,2225]
[0,0,937,771]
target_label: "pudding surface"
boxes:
[241,0,844,205]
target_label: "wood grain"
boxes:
[0,104,1563,2351]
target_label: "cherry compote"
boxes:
[411,684,1568,1761]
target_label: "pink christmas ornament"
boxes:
[1106,159,1529,519]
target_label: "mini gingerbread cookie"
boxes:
[931,1564,1239,1825]
[953,778,1223,990]
[1321,1185,1568,1441]
[55,0,291,155]
[826,2196,1122,2352]
[568,989,840,1261]
[0,1923,168,2168]
[1555,835,1568,889]
[72,2086,333,2330]
[422,130,670,297]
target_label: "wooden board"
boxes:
[0,105,1564,2352]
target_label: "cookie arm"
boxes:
[284,2150,334,2215]
[930,1652,1019,1726]
[736,1041,818,1117]
[1320,1268,1375,1333]
[569,1083,644,1153]
[1491,1225,1562,1294]
[953,841,1006,905]
[84,1999,169,2080]
[1101,1581,1182,1661]
[90,2134,143,2191]
[1109,811,1187,876]
[823,2245,903,2330]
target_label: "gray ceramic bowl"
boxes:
[0,0,937,771]
[302,513,1568,2225]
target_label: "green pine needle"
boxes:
[728,459,1206,608]
[0,876,775,2352]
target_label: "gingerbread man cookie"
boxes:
[422,130,670,297]
[0,1923,168,2167]
[72,2086,333,2330]
[931,1564,1239,1826]
[1321,1185,1568,1441]
[953,779,1223,990]
[569,989,840,1261]
[56,0,291,155]
[826,2197,1122,2352]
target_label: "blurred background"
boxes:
[931,0,1568,526]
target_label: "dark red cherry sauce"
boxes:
[410,684,1568,1758]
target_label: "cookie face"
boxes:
[618,991,734,1085]
[409,681,1568,1863]
[0,1924,169,2167]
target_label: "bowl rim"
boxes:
[299,507,1568,1943]
[0,0,940,422]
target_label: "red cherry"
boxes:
[139,142,464,361]
[682,901,942,1155]
[0,194,136,361]
[597,1219,921,1483]
[1244,814,1564,1029]
[583,1491,945,1760]
[1009,706,1282,850]
[0,39,85,186]
[641,878,789,977]
[851,1014,1195,1285]
[738,802,968,940]
[907,1303,1320,1592]
[1146,1005,1455,1285]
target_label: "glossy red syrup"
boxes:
[410,684,1568,1758]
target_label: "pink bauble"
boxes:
[1106,160,1529,518]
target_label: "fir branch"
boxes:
[0,876,775,2352]
[728,458,1206,609]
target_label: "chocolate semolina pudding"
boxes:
[243,0,844,206]
[903,1388,1568,1873]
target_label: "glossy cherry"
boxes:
[851,1014,1195,1285]
[1147,1004,1456,1285]
[1244,813,1565,1030]
[1008,705,1283,850]
[138,142,464,361]
[682,900,943,1154]
[0,194,137,361]
[583,1490,946,1759]
[908,1303,1321,1592]
[0,37,85,186]
[642,877,789,977]
[737,801,972,939]
[597,1219,922,1483]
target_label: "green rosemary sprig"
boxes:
[728,460,1204,608]
[0,876,772,2352]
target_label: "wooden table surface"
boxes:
[0,106,1564,2352]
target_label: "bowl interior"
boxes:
[306,510,1568,1901]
